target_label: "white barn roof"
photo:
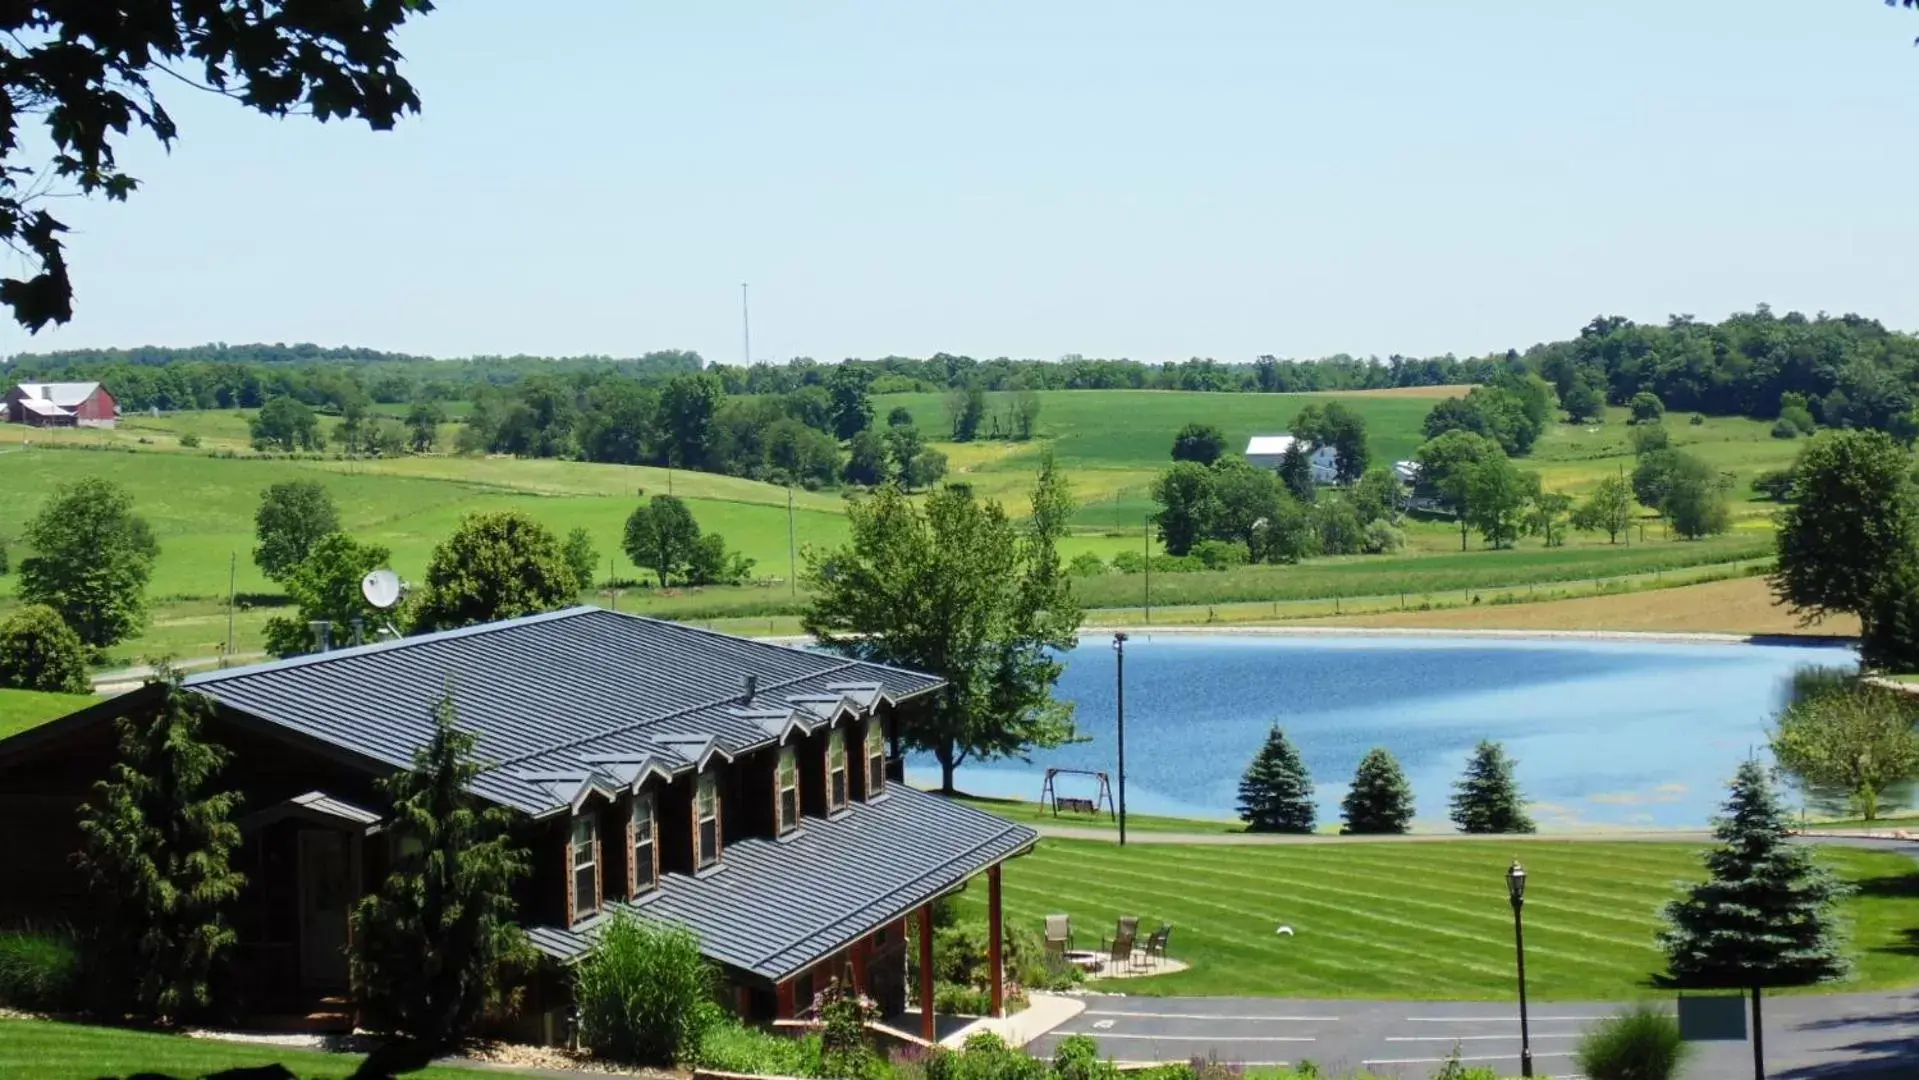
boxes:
[1246,434,1302,456]
[11,381,102,408]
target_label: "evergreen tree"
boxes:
[353,688,531,1058]
[1237,725,1316,833]
[1341,747,1415,835]
[1449,740,1535,834]
[74,668,245,1023]
[1659,760,1848,1079]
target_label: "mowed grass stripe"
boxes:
[1043,846,1651,966]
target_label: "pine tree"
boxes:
[1449,740,1535,834]
[353,687,532,1059]
[1341,747,1415,835]
[75,666,245,1023]
[1237,725,1316,833]
[1659,760,1847,1080]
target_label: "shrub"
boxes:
[574,911,722,1066]
[1629,391,1665,424]
[1052,1034,1118,1080]
[928,1032,1049,1080]
[1109,550,1145,574]
[1574,1002,1689,1080]
[1068,552,1107,577]
[1192,539,1250,570]
[932,981,992,1016]
[0,603,90,693]
[1771,418,1801,440]
[1752,468,1795,502]
[1361,519,1404,554]
[1688,413,1705,426]
[178,432,202,448]
[817,982,883,1080]
[1428,1045,1498,1080]
[696,1021,822,1075]
[0,927,82,1011]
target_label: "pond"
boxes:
[903,632,1858,830]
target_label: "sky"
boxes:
[4,1,1917,365]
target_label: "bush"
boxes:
[0,604,91,693]
[1752,468,1795,502]
[1629,391,1665,424]
[0,927,83,1011]
[1109,550,1145,574]
[573,912,722,1066]
[1574,1002,1690,1080]
[178,432,202,448]
[1361,519,1404,554]
[1771,418,1801,440]
[932,981,992,1016]
[1068,552,1107,577]
[817,982,883,1080]
[1053,1035,1120,1080]
[928,1032,1049,1080]
[1688,413,1705,426]
[697,1021,822,1075]
[1192,539,1250,570]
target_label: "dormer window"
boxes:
[827,728,849,812]
[696,772,721,869]
[865,719,886,797]
[571,815,599,920]
[778,746,801,835]
[630,794,656,895]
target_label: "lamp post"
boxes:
[1507,859,1534,1078]
[1113,632,1129,847]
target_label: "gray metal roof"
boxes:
[184,607,943,814]
[530,785,1037,981]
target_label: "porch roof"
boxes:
[525,785,1036,982]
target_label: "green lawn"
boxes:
[954,838,1919,1000]
[0,688,99,739]
[949,793,1248,835]
[0,1017,543,1080]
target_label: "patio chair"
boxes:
[1143,923,1173,969]
[1100,916,1140,974]
[1045,914,1074,951]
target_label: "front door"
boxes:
[297,830,351,989]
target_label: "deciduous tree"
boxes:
[1630,391,1666,425]
[1464,457,1530,549]
[1341,748,1414,835]
[561,528,598,593]
[842,428,892,487]
[1171,423,1228,465]
[0,603,89,693]
[253,480,341,583]
[1237,725,1316,834]
[1772,430,1919,645]
[75,669,245,1023]
[1570,474,1635,544]
[412,512,577,631]
[262,533,393,657]
[353,689,531,1061]
[1151,461,1220,556]
[623,495,703,588]
[1771,683,1919,822]
[249,396,324,452]
[1449,740,1534,834]
[18,477,158,649]
[803,464,1081,794]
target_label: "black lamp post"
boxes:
[1113,632,1128,847]
[1507,859,1534,1079]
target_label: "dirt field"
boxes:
[1299,575,1859,638]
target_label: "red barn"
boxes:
[3,381,120,427]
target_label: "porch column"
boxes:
[918,903,935,1042]
[851,936,870,995]
[988,863,1004,1018]
[777,979,797,1018]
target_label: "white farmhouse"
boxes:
[1245,434,1339,485]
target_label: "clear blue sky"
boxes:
[6,0,1917,365]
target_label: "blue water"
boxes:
[904,633,1856,830]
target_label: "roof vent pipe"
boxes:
[309,620,332,654]
[741,673,757,704]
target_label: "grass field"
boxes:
[0,688,99,739]
[953,838,1919,1000]
[0,1018,541,1080]
[951,794,1246,835]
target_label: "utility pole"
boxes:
[1143,517,1152,624]
[741,282,751,366]
[225,552,237,663]
[1113,632,1129,846]
[787,484,798,600]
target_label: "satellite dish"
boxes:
[361,569,402,610]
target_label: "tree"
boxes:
[904,447,949,490]
[1772,684,1919,822]
[412,512,578,632]
[353,689,531,1060]
[1314,498,1364,555]
[887,406,916,428]
[657,373,724,469]
[1171,423,1228,465]
[1659,760,1846,1079]
[842,428,892,487]
[946,382,987,441]
[803,466,1081,794]
[1341,748,1415,835]
[766,419,841,488]
[1464,457,1530,549]
[1277,440,1316,503]
[623,495,703,588]
[1525,487,1573,548]
[885,420,926,474]
[1630,422,1671,456]
[1571,474,1636,544]
[75,669,245,1023]
[0,603,89,693]
[686,532,756,587]
[1349,467,1401,525]
[1208,457,1283,558]
[827,364,874,440]
[1236,725,1315,833]
[1011,386,1042,441]
[1316,402,1371,485]
[249,396,324,452]
[1562,376,1605,424]
[1630,391,1666,424]
[0,2,429,332]
[1449,741,1535,834]
[561,528,598,593]
[253,480,341,583]
[1151,461,1219,556]
[1415,430,1503,551]
[262,533,393,657]
[1772,430,1918,639]
[1663,456,1732,540]
[1631,449,1688,522]
[18,476,159,649]
[406,401,447,453]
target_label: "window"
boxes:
[865,720,886,797]
[630,795,656,895]
[696,772,721,869]
[827,728,849,812]
[778,746,800,835]
[571,815,598,920]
